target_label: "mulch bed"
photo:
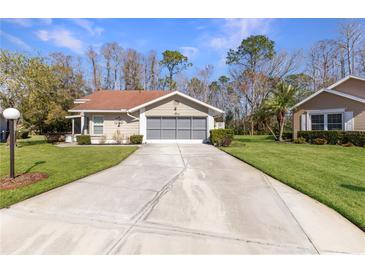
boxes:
[0,172,49,190]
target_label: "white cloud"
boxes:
[36,29,84,54]
[208,18,273,50]
[179,46,199,60]
[0,30,31,51]
[39,18,53,25]
[3,18,33,27]
[71,19,104,36]
[3,18,53,27]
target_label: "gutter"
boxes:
[126,110,139,121]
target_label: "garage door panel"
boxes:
[146,117,207,140]
[177,117,191,129]
[177,129,191,139]
[161,117,176,129]
[192,117,206,129]
[192,130,206,139]
[161,129,176,139]
[147,129,161,139]
[147,117,161,129]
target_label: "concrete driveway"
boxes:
[1,144,364,254]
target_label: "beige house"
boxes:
[292,75,365,138]
[67,90,224,144]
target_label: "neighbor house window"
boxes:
[309,112,343,131]
[93,116,104,135]
[327,113,343,130]
[311,114,324,130]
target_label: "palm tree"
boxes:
[267,81,298,141]
[253,104,277,139]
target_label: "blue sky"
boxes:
[1,18,364,78]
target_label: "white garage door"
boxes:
[147,117,207,140]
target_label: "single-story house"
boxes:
[67,90,225,144]
[292,75,365,138]
[0,107,8,142]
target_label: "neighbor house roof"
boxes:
[291,75,365,110]
[69,90,225,114]
[69,90,171,112]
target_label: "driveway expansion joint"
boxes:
[105,145,188,254]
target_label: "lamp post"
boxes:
[3,108,21,178]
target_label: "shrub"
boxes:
[298,131,365,147]
[210,129,234,147]
[130,134,143,144]
[282,132,293,141]
[313,138,327,145]
[221,136,233,147]
[76,135,91,145]
[45,132,65,143]
[16,129,30,139]
[293,137,306,144]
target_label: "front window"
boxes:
[93,116,104,135]
[311,114,324,130]
[327,113,342,130]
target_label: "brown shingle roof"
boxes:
[70,90,172,111]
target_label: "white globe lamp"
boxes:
[3,108,21,178]
[3,108,21,120]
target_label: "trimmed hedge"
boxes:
[130,134,143,144]
[76,135,91,145]
[210,129,234,147]
[298,131,365,147]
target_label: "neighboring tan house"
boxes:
[67,90,224,144]
[292,75,365,138]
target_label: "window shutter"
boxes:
[344,112,354,131]
[300,113,306,131]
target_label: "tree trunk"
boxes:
[250,117,254,136]
[264,123,277,140]
[279,114,285,142]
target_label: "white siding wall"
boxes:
[145,95,208,117]
[89,113,139,143]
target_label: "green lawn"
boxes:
[221,135,365,231]
[0,136,138,208]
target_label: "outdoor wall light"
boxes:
[3,108,21,178]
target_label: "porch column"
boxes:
[139,108,146,143]
[80,113,85,135]
[71,118,75,136]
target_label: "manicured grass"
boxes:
[221,135,365,230]
[0,136,138,208]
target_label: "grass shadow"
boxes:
[340,184,365,192]
[235,135,274,143]
[18,140,47,147]
[25,161,46,173]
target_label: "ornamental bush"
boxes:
[297,131,365,147]
[293,137,306,144]
[130,134,143,144]
[16,129,30,139]
[210,129,234,147]
[76,135,91,145]
[313,138,327,145]
[45,132,65,143]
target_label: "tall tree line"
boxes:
[1,20,364,134]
